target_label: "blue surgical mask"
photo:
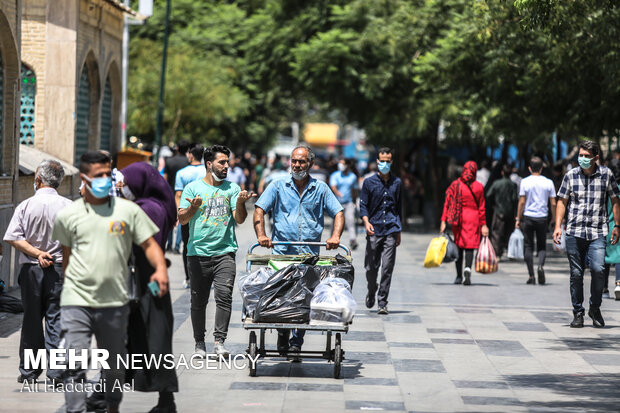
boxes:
[378,161,391,175]
[578,156,592,170]
[83,175,112,199]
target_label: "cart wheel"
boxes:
[248,331,257,377]
[334,333,342,379]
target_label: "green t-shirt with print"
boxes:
[179,178,241,257]
[52,197,159,308]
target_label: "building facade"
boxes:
[0,0,133,287]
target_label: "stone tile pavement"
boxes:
[2,219,620,412]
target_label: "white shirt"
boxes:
[519,174,555,218]
[476,168,490,187]
[4,188,72,264]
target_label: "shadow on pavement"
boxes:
[545,336,620,352]
[503,373,620,412]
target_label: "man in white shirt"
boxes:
[516,156,556,285]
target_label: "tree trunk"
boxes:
[427,121,441,229]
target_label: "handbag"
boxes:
[475,236,498,274]
[424,236,448,268]
[442,232,459,263]
[507,229,524,260]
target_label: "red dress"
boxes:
[441,180,486,249]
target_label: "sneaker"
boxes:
[86,388,107,412]
[526,277,536,285]
[277,332,289,356]
[463,267,471,286]
[602,288,610,299]
[214,341,230,357]
[182,279,190,289]
[588,308,605,328]
[148,403,177,413]
[615,284,620,300]
[537,267,546,285]
[453,276,463,285]
[288,345,302,363]
[350,240,358,251]
[194,341,207,358]
[377,306,388,315]
[570,313,584,328]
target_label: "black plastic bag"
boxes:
[442,233,459,263]
[253,264,321,323]
[315,254,355,288]
[0,293,24,313]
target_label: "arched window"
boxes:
[100,77,112,152]
[20,64,35,146]
[75,67,90,163]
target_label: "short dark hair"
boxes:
[530,156,543,173]
[189,144,205,161]
[177,140,190,155]
[378,147,392,156]
[204,145,231,164]
[502,164,512,176]
[579,140,600,158]
[79,151,111,174]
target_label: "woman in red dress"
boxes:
[440,161,489,285]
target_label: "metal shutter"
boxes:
[20,64,35,146]
[100,78,112,152]
[75,68,90,164]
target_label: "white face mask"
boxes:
[211,170,225,182]
[120,185,136,201]
[33,183,37,193]
[338,163,347,172]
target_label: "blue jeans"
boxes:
[566,235,606,315]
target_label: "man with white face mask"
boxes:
[253,145,344,358]
[178,145,256,358]
[330,158,360,250]
[555,140,620,328]
[360,147,402,315]
[52,151,168,413]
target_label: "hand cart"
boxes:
[243,241,352,379]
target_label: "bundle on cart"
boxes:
[238,267,275,317]
[315,254,355,288]
[310,278,356,325]
[253,264,321,323]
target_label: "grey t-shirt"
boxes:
[4,188,73,264]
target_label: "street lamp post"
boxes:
[154,0,172,163]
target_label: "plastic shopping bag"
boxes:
[553,224,566,253]
[507,229,524,260]
[237,267,274,318]
[424,236,448,268]
[442,233,459,263]
[475,236,498,274]
[310,278,357,325]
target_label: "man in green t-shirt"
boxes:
[53,151,168,413]
[179,145,256,358]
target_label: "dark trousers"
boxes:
[455,249,474,278]
[365,233,398,308]
[188,253,236,343]
[18,263,63,380]
[566,235,606,315]
[181,224,189,280]
[490,212,515,257]
[522,216,548,277]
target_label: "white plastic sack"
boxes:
[553,224,566,253]
[310,278,356,325]
[237,267,274,317]
[507,229,524,260]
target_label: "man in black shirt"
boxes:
[163,140,190,251]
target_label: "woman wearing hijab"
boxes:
[440,161,489,285]
[120,162,178,413]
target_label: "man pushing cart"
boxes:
[253,145,345,358]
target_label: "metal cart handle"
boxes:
[247,241,352,256]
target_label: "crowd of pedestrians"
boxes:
[8,136,620,412]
